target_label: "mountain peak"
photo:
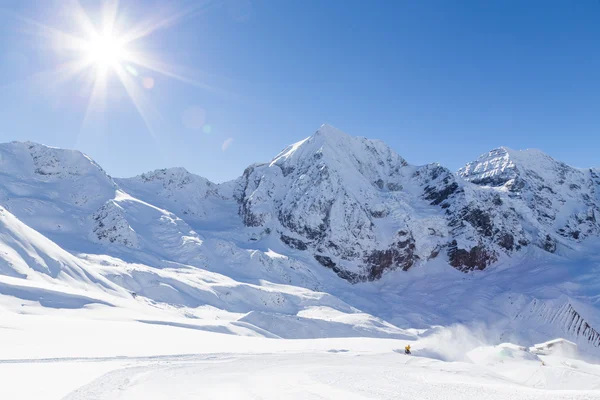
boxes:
[124,167,216,190]
[268,124,350,167]
[313,123,349,140]
[0,140,112,183]
[268,125,407,177]
[458,147,529,187]
[458,145,583,190]
[138,167,192,179]
[457,147,515,183]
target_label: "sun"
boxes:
[85,33,128,70]
[10,0,216,143]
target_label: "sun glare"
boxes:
[86,33,127,69]
[11,0,215,143]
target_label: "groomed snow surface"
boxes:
[1,309,600,399]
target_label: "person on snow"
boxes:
[404,345,411,355]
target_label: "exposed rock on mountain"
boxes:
[0,128,598,283]
[115,167,227,228]
[0,127,599,350]
[234,125,444,281]
[459,147,600,247]
[233,126,599,278]
[91,200,140,249]
[0,141,117,237]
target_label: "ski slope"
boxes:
[1,311,599,399]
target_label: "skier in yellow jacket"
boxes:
[404,345,411,355]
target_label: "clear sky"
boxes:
[0,0,598,182]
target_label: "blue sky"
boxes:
[0,0,598,182]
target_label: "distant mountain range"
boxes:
[1,124,599,348]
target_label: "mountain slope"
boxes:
[235,125,448,281]
[233,126,600,280]
[0,202,409,339]
[115,168,235,230]
[459,147,600,244]
[1,131,598,282]
[0,204,129,309]
[0,141,117,238]
[0,128,599,351]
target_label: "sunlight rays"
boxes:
[122,51,223,94]
[118,2,209,45]
[114,63,162,143]
[3,0,217,144]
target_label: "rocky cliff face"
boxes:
[513,299,600,348]
[234,127,600,280]
[234,125,443,281]
[91,200,140,249]
[459,147,600,248]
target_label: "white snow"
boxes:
[0,128,599,398]
[531,338,578,356]
[264,248,287,259]
[1,312,599,399]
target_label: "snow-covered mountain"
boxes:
[0,141,117,237]
[459,146,600,244]
[115,167,231,229]
[0,126,599,352]
[234,126,600,279]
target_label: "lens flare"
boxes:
[142,77,155,89]
[8,0,218,144]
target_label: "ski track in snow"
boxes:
[59,353,600,400]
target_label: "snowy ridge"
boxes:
[0,141,117,241]
[554,303,600,347]
[513,298,600,347]
[0,205,123,298]
[459,146,600,242]
[234,126,600,279]
[235,124,440,281]
[115,168,228,228]
[0,127,599,355]
[91,199,140,248]
[458,146,519,187]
